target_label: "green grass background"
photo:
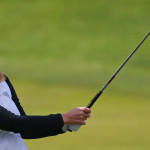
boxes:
[0,0,150,149]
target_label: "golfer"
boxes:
[0,72,91,150]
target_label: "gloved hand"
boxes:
[62,124,82,132]
[62,107,91,132]
[68,124,82,132]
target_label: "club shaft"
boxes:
[87,32,150,108]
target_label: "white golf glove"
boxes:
[62,124,82,132]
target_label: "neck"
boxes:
[0,72,6,83]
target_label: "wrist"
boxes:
[61,113,68,124]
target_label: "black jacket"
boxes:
[0,75,64,139]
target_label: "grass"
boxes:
[15,81,150,150]
[0,0,150,149]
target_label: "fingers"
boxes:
[82,113,90,120]
[82,107,91,113]
[71,119,86,125]
[76,107,91,123]
[62,107,91,125]
[79,107,91,119]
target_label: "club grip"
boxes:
[86,91,103,108]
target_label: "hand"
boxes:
[61,107,91,132]
[62,107,91,125]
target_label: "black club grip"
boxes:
[86,91,103,108]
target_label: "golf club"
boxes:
[87,32,150,108]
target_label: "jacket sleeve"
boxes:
[2,75,65,139]
[0,105,64,139]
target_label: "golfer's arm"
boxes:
[0,106,64,139]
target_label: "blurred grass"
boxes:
[0,0,150,150]
[15,81,150,150]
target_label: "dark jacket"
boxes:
[0,75,64,139]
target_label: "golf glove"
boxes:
[62,124,82,132]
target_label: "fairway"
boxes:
[0,0,150,150]
[16,81,150,150]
